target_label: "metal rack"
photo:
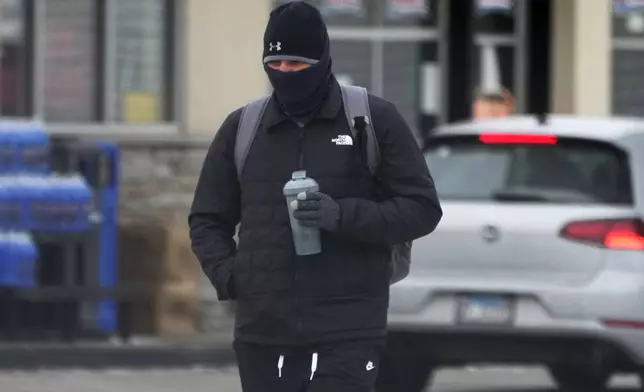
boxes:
[0,136,133,342]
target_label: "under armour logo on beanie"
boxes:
[263,1,327,65]
[268,41,282,52]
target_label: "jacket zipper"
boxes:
[295,126,305,337]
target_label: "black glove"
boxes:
[292,191,341,231]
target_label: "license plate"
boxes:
[457,294,514,325]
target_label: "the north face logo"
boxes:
[332,134,353,146]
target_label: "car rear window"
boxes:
[424,135,633,205]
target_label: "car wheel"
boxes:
[375,352,435,392]
[548,365,610,391]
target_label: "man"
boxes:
[189,2,442,391]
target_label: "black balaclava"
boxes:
[262,1,333,118]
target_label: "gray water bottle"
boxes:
[283,170,321,256]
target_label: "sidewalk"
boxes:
[0,334,236,370]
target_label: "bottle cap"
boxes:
[292,170,307,180]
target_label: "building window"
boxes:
[42,0,99,122]
[383,40,438,143]
[273,0,436,28]
[472,37,515,98]
[611,2,644,116]
[472,1,516,116]
[33,0,177,125]
[474,0,515,34]
[331,41,372,89]
[274,0,376,26]
[613,1,644,37]
[612,50,644,116]
[0,0,32,117]
[272,0,435,141]
[111,0,174,123]
[380,0,436,28]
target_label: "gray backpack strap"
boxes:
[340,85,381,176]
[234,95,271,179]
[341,85,411,286]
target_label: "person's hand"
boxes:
[291,191,340,231]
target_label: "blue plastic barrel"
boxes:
[18,175,44,230]
[14,120,50,174]
[14,232,37,287]
[0,126,13,173]
[0,231,37,287]
[0,232,9,286]
[28,175,92,232]
[0,177,23,229]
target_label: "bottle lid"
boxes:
[292,170,307,180]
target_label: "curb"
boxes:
[0,341,236,370]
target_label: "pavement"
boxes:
[0,334,235,370]
[0,366,642,391]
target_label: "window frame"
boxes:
[0,0,35,117]
[611,23,644,116]
[32,0,181,134]
[270,0,526,134]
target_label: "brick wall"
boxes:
[115,137,234,336]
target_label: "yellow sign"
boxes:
[123,92,159,123]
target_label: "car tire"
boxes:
[375,352,435,392]
[548,365,610,391]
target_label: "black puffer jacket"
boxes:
[189,80,442,346]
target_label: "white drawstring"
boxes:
[278,354,284,378]
[277,352,318,380]
[310,352,318,381]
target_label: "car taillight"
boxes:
[478,133,558,145]
[560,218,644,250]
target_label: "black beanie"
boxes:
[263,1,328,65]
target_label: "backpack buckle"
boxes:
[352,116,369,130]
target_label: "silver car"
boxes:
[380,115,644,392]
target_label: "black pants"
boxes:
[233,338,384,392]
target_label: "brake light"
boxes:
[602,319,644,329]
[479,133,557,145]
[560,218,644,250]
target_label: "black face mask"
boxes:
[264,39,333,118]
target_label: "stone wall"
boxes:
[115,137,234,336]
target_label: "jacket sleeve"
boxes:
[335,99,442,245]
[188,109,242,301]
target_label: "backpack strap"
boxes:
[340,85,381,176]
[234,95,271,180]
